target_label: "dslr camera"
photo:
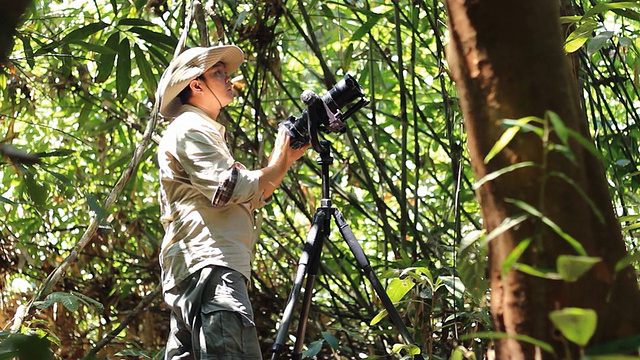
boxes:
[280,74,369,149]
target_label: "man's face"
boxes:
[199,62,233,108]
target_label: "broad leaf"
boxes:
[386,277,414,303]
[557,255,601,282]
[549,307,597,346]
[587,31,614,56]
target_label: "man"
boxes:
[155,45,309,359]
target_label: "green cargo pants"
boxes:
[163,266,262,360]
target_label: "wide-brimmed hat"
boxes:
[156,45,244,117]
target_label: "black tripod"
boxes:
[270,136,425,359]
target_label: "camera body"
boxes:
[280,74,368,149]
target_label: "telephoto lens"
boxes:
[280,74,368,149]
[321,74,366,117]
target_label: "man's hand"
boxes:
[269,126,310,168]
[258,127,310,199]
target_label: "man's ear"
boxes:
[188,78,203,94]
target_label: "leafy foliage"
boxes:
[0,0,638,359]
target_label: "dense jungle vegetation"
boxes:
[0,0,639,359]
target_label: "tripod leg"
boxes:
[333,209,425,360]
[292,208,329,359]
[271,209,327,360]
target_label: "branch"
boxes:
[82,284,162,359]
[8,99,160,334]
[7,0,207,338]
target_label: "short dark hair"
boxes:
[177,85,193,104]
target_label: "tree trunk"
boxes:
[0,0,31,63]
[443,0,640,358]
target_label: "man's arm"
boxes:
[257,126,310,199]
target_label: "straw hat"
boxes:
[156,45,244,117]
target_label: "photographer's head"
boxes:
[157,45,244,119]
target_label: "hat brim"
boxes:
[157,45,244,117]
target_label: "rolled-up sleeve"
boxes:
[176,125,268,209]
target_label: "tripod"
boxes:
[270,139,424,360]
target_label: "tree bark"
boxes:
[0,0,31,63]
[443,0,640,358]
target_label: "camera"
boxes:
[281,74,369,149]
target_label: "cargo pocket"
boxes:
[200,309,261,359]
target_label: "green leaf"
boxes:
[61,21,109,44]
[439,275,465,301]
[546,111,569,146]
[565,127,606,162]
[557,255,601,282]
[507,199,587,256]
[108,0,118,16]
[370,308,388,326]
[449,347,465,360]
[321,4,333,19]
[87,193,107,222]
[321,331,339,350]
[148,45,170,67]
[587,31,614,56]
[560,16,583,24]
[615,252,640,272]
[513,263,562,280]
[400,266,434,290]
[459,229,485,253]
[96,32,120,82]
[302,339,323,358]
[129,26,177,52]
[485,116,542,163]
[72,41,116,55]
[231,10,249,36]
[34,292,103,314]
[564,21,598,53]
[73,292,105,313]
[117,18,156,27]
[43,169,73,186]
[391,343,421,357]
[350,12,386,42]
[23,173,47,206]
[473,161,536,190]
[613,8,640,22]
[502,238,533,277]
[35,292,79,312]
[116,38,131,99]
[386,277,415,303]
[134,44,157,95]
[342,43,354,72]
[35,149,75,158]
[0,333,53,360]
[549,307,597,346]
[459,331,554,354]
[583,2,640,19]
[480,214,529,248]
[20,35,35,68]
